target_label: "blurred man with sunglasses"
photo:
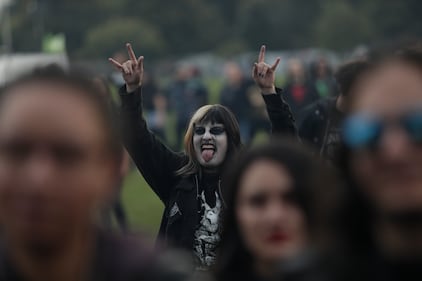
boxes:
[333,44,422,281]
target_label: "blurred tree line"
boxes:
[3,0,422,59]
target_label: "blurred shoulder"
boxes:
[93,230,195,281]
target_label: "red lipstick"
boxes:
[266,232,289,243]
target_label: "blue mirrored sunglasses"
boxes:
[342,112,422,149]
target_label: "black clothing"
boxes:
[217,252,329,281]
[119,86,296,258]
[262,89,298,138]
[0,231,190,281]
[329,250,422,281]
[299,98,344,160]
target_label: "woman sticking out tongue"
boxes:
[110,43,296,270]
[194,122,228,167]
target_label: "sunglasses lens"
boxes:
[403,112,422,142]
[342,114,381,149]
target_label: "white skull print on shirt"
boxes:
[193,191,222,268]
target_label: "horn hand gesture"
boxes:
[252,45,281,95]
[109,43,144,93]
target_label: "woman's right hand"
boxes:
[109,43,144,93]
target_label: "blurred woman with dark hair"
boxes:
[214,139,334,281]
[332,43,422,281]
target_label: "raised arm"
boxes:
[109,43,186,203]
[252,45,298,137]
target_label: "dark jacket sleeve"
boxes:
[119,86,186,204]
[299,107,321,148]
[262,88,298,138]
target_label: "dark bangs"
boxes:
[197,104,241,151]
[197,105,228,125]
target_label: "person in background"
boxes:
[282,59,318,122]
[309,58,337,99]
[214,139,333,281]
[299,59,369,161]
[332,43,422,281]
[167,65,208,149]
[220,62,269,142]
[141,72,168,142]
[0,65,190,281]
[109,43,295,270]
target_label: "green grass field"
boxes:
[121,167,164,236]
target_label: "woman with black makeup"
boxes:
[110,43,296,269]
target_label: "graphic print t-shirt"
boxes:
[193,175,222,269]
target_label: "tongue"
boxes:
[202,149,214,162]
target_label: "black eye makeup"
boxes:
[193,126,225,135]
[209,127,225,135]
[194,127,206,135]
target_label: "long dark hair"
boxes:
[214,138,335,281]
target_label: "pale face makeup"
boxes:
[193,122,228,169]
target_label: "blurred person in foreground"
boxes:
[214,139,334,281]
[332,43,422,281]
[0,66,191,281]
[109,43,296,270]
[299,59,369,161]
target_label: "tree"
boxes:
[314,0,373,50]
[79,18,166,59]
[235,0,320,50]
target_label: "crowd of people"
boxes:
[0,40,422,281]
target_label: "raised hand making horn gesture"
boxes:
[252,45,281,95]
[109,43,144,93]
